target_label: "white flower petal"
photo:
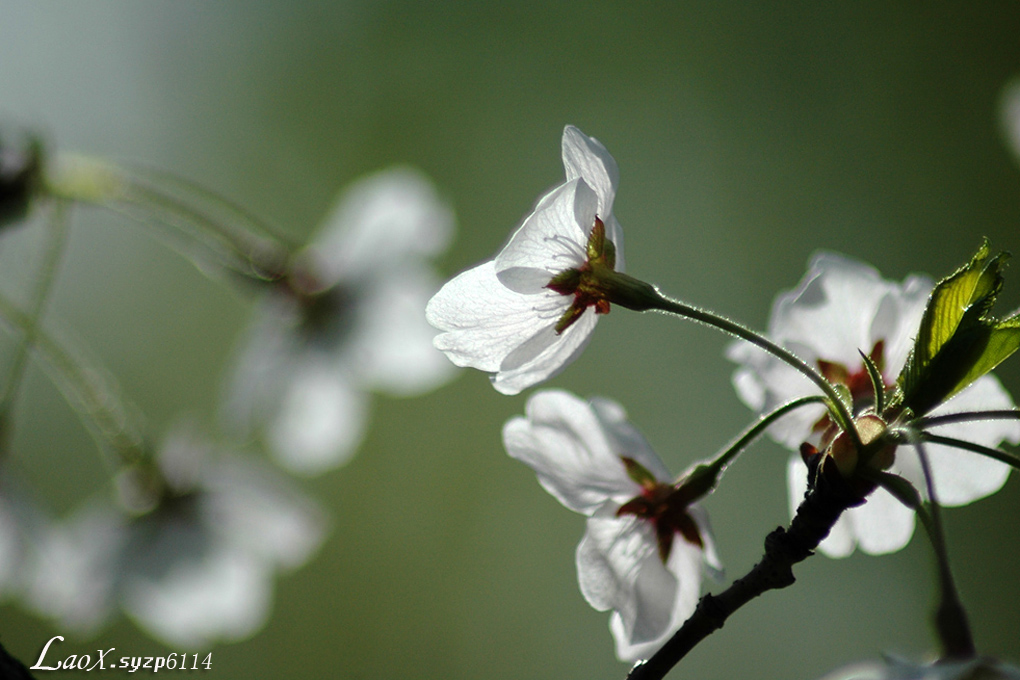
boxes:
[224,166,456,472]
[561,125,620,219]
[204,457,328,569]
[427,260,601,395]
[494,179,595,294]
[580,505,712,662]
[123,547,271,648]
[577,514,676,650]
[309,166,455,283]
[506,389,717,662]
[428,127,628,394]
[918,375,1019,505]
[268,364,368,475]
[346,262,456,395]
[0,472,43,599]
[870,273,931,373]
[845,486,917,556]
[222,295,302,438]
[493,310,598,395]
[588,397,673,483]
[1000,77,1020,164]
[769,253,894,364]
[727,252,909,449]
[819,656,1020,680]
[0,499,19,596]
[428,261,567,371]
[25,505,124,633]
[503,390,646,514]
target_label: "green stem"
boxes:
[910,409,1020,430]
[121,178,289,280]
[0,199,71,453]
[914,432,1020,471]
[901,431,976,659]
[625,280,859,448]
[45,155,291,283]
[0,290,148,469]
[125,163,294,245]
[686,395,829,496]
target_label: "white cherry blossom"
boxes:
[999,77,1020,164]
[0,468,46,602]
[727,253,1020,557]
[427,126,625,395]
[25,427,326,647]
[225,166,456,474]
[818,656,1020,680]
[502,389,720,661]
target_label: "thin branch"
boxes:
[0,198,70,453]
[626,466,862,680]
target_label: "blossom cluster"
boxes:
[425,125,1020,672]
[3,115,1019,679]
[0,160,457,646]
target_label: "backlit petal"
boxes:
[503,390,643,514]
[562,125,620,219]
[494,178,596,294]
[310,166,455,283]
[428,260,570,372]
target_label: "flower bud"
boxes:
[826,414,894,479]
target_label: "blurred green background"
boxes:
[2,2,1019,678]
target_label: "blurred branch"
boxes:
[0,198,71,453]
[0,641,36,680]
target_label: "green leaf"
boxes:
[898,240,1020,415]
[832,382,854,415]
[859,348,886,415]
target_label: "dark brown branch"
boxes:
[0,640,37,680]
[625,466,863,680]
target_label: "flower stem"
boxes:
[0,290,148,469]
[44,155,291,283]
[684,395,828,497]
[910,409,1020,430]
[914,432,1020,471]
[631,282,859,448]
[0,199,70,454]
[900,432,976,659]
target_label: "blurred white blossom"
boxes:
[225,166,456,475]
[818,656,1020,680]
[503,389,720,661]
[727,253,1020,557]
[0,468,46,601]
[25,427,326,647]
[999,77,1020,164]
[427,126,624,395]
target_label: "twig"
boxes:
[626,465,862,680]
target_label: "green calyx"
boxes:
[546,218,660,333]
[896,239,1020,416]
